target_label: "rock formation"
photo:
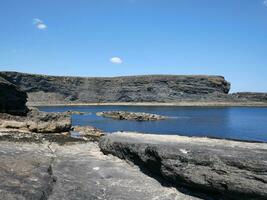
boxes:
[0,76,28,115]
[99,132,267,200]
[0,71,231,105]
[0,109,71,133]
[72,125,105,138]
[232,92,267,102]
[96,111,168,121]
[0,139,201,200]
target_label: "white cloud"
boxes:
[33,18,47,30]
[110,57,123,64]
[264,0,267,6]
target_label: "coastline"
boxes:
[28,101,267,107]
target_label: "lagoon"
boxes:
[39,106,267,142]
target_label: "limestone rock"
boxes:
[72,126,105,138]
[0,72,231,104]
[0,141,201,200]
[99,132,267,200]
[0,110,71,133]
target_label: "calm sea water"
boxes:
[39,106,267,142]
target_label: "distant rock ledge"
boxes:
[0,71,266,106]
[0,71,233,105]
[96,111,169,121]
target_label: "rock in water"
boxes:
[0,76,28,115]
[99,132,267,200]
[96,111,168,121]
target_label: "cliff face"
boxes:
[0,72,230,104]
[0,76,28,115]
[232,92,267,102]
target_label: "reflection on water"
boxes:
[39,106,267,142]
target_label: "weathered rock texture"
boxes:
[0,140,201,200]
[232,92,267,102]
[72,125,105,138]
[96,111,168,121]
[0,76,28,115]
[0,71,231,104]
[0,110,71,133]
[99,132,267,200]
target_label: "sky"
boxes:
[0,0,267,92]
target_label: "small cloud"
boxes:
[110,57,123,64]
[33,18,47,30]
[264,0,267,6]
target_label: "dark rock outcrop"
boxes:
[97,111,168,121]
[99,132,267,200]
[0,71,231,104]
[0,76,28,115]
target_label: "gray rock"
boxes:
[0,141,55,200]
[0,141,201,200]
[96,111,168,121]
[99,132,267,200]
[0,71,231,104]
[232,92,267,102]
[0,76,28,115]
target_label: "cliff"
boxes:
[0,71,231,105]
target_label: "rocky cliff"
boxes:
[0,71,231,105]
[0,76,28,115]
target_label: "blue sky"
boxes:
[0,0,267,92]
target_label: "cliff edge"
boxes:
[0,71,231,105]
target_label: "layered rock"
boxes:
[96,111,168,121]
[232,92,267,102]
[0,76,28,115]
[0,71,231,104]
[0,109,71,133]
[99,132,267,200]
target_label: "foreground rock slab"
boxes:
[99,132,267,200]
[96,111,168,121]
[0,142,55,200]
[0,140,200,200]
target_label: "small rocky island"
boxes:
[1,74,267,200]
[96,111,168,121]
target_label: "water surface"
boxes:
[39,106,267,142]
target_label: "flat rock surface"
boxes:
[0,140,200,200]
[99,132,267,200]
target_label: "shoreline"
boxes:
[28,101,267,107]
